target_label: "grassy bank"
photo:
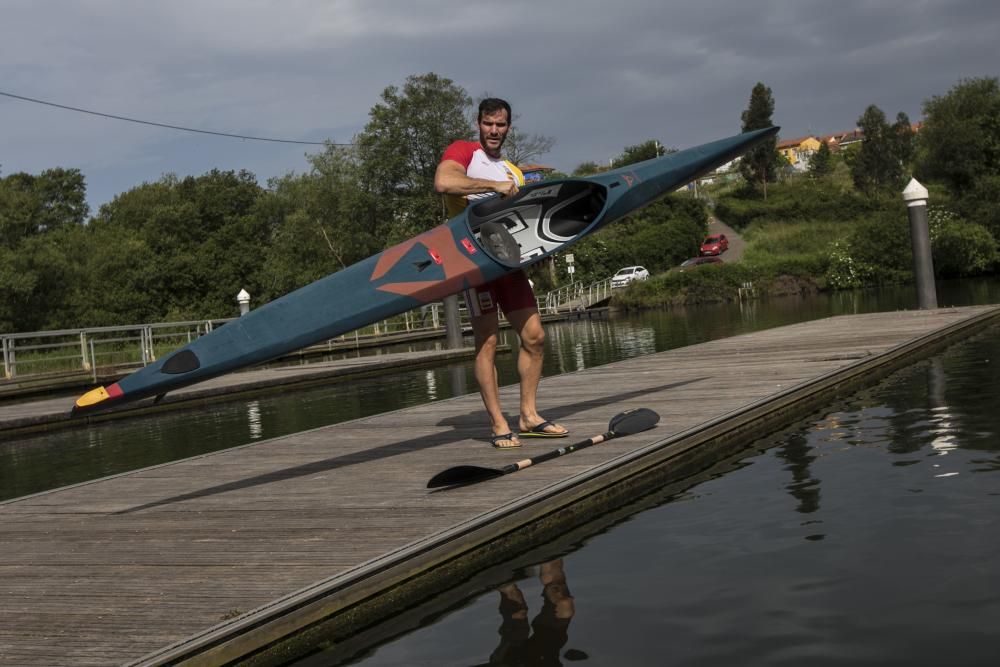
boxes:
[612,174,1000,310]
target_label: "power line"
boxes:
[0,89,351,145]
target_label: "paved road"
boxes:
[707,215,743,263]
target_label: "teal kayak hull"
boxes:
[72,126,778,414]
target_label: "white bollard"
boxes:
[237,288,251,316]
[902,179,937,309]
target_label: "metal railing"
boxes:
[2,319,229,381]
[544,278,613,312]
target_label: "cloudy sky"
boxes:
[2,0,997,213]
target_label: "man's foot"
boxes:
[490,432,521,449]
[518,419,569,438]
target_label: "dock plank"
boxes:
[1,306,997,665]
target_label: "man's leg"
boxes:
[470,311,518,447]
[505,307,567,436]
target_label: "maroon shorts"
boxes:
[463,271,536,317]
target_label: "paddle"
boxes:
[427,408,660,489]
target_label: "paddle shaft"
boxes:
[501,431,611,475]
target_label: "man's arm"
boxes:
[434,159,519,197]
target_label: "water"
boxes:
[3,279,999,501]
[300,321,1000,666]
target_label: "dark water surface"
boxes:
[2,279,999,501]
[302,312,1000,666]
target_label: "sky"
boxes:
[2,0,998,214]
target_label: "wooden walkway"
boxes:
[1,306,997,666]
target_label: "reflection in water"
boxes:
[776,431,821,516]
[450,365,468,397]
[488,560,583,667]
[927,358,958,457]
[425,370,438,401]
[246,400,263,440]
[573,343,585,372]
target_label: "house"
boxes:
[822,122,919,152]
[821,130,864,152]
[776,136,822,171]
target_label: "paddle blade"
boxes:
[608,408,660,437]
[427,464,504,489]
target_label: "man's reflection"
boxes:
[487,559,586,666]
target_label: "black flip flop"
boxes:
[490,432,522,449]
[518,421,569,438]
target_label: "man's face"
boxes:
[478,109,510,158]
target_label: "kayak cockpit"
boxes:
[466,180,608,267]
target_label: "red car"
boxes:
[700,234,729,256]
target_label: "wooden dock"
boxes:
[1,306,997,666]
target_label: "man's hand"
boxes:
[495,178,519,197]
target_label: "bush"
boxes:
[612,260,819,310]
[715,177,878,230]
[824,208,912,288]
[929,208,998,277]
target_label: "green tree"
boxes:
[69,223,159,327]
[739,83,780,199]
[614,139,672,167]
[355,72,472,243]
[808,141,834,178]
[0,226,85,332]
[259,144,378,299]
[90,169,267,321]
[916,77,1000,237]
[0,168,89,248]
[917,77,1000,193]
[572,161,603,176]
[0,168,90,331]
[850,105,913,197]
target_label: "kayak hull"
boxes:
[73,126,778,415]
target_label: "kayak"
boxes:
[72,126,778,415]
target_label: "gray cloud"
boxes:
[1,0,997,211]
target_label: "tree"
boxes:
[0,168,90,331]
[739,83,780,199]
[572,161,603,176]
[355,72,472,243]
[917,77,1000,192]
[259,144,379,299]
[808,141,834,178]
[503,114,556,166]
[90,169,267,321]
[849,105,913,197]
[0,168,89,248]
[891,112,916,169]
[614,140,674,168]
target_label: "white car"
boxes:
[611,265,650,288]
